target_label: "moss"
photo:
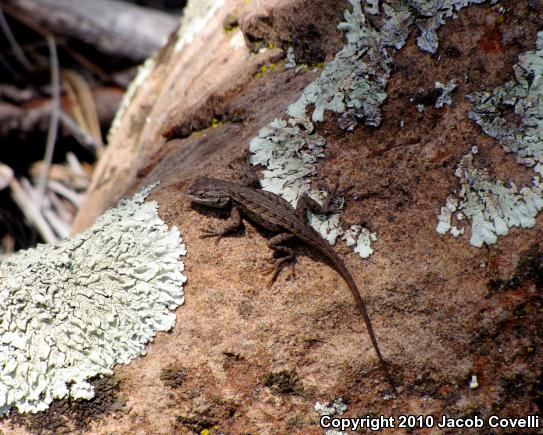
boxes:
[175,397,239,433]
[160,364,188,388]
[285,414,304,430]
[175,415,217,433]
[222,13,239,33]
[6,375,127,434]
[263,370,303,395]
[211,117,224,128]
[254,63,278,78]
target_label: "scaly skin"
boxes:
[187,176,390,378]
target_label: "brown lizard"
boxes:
[187,176,390,378]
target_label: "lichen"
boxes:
[435,80,457,108]
[174,0,226,53]
[0,184,187,414]
[315,398,348,435]
[410,0,499,54]
[438,30,543,247]
[438,151,543,247]
[315,398,347,416]
[251,0,495,258]
[250,0,397,254]
[249,118,326,206]
[286,0,390,127]
[285,46,297,69]
[343,225,377,258]
[468,31,543,176]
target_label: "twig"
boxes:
[62,70,104,156]
[6,173,57,243]
[48,180,84,208]
[3,0,178,62]
[58,110,98,154]
[42,206,70,239]
[0,5,32,70]
[37,34,60,207]
[65,151,86,179]
[48,191,74,224]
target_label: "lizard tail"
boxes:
[322,249,396,390]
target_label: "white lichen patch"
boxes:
[468,31,543,176]
[438,30,543,247]
[315,398,348,435]
[435,80,457,108]
[287,0,390,128]
[174,0,225,53]
[251,1,499,255]
[343,225,378,258]
[284,46,296,69]
[0,184,187,414]
[411,0,499,54]
[249,118,326,206]
[438,152,543,247]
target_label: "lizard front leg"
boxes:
[296,182,350,218]
[199,206,242,244]
[262,233,295,288]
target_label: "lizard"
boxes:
[186,175,390,379]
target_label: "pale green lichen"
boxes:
[364,0,380,15]
[468,31,543,176]
[174,0,225,53]
[410,0,498,53]
[343,225,377,258]
[438,152,543,247]
[435,80,457,108]
[251,0,396,253]
[251,0,500,256]
[287,0,390,127]
[315,398,348,435]
[284,46,296,69]
[249,118,326,206]
[438,30,543,247]
[0,185,186,414]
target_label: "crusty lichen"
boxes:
[343,225,377,258]
[250,1,504,255]
[468,31,543,176]
[250,0,395,253]
[438,151,543,247]
[438,30,543,247]
[315,398,348,435]
[411,0,499,53]
[249,118,326,206]
[435,80,457,108]
[0,184,186,414]
[287,0,391,128]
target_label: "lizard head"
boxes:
[186,176,230,208]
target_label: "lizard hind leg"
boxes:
[261,233,296,288]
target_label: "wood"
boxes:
[4,0,179,61]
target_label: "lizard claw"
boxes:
[199,225,225,244]
[324,184,352,213]
[261,256,295,287]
